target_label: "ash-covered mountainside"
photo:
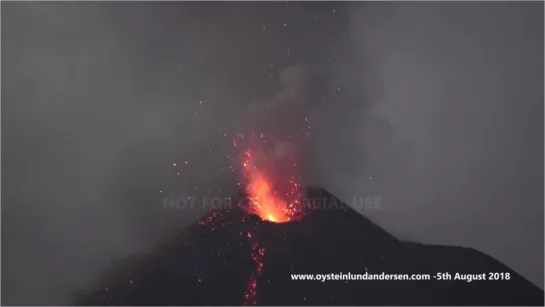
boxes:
[75,187,544,306]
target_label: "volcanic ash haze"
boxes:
[1,2,543,305]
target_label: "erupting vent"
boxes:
[234,131,306,224]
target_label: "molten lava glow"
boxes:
[243,241,265,306]
[241,143,305,223]
[234,130,306,305]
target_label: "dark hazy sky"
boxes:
[2,1,543,305]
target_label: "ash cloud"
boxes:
[1,3,342,304]
[1,2,543,305]
[2,2,258,304]
[327,2,543,288]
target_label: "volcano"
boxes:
[75,187,543,306]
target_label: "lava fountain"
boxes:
[234,130,307,305]
[237,132,306,223]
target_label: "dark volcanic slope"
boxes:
[75,188,544,306]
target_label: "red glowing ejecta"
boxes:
[237,132,306,223]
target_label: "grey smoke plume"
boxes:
[2,2,542,306]
[328,1,544,289]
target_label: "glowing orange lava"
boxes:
[243,241,265,305]
[232,130,306,305]
[237,133,305,223]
